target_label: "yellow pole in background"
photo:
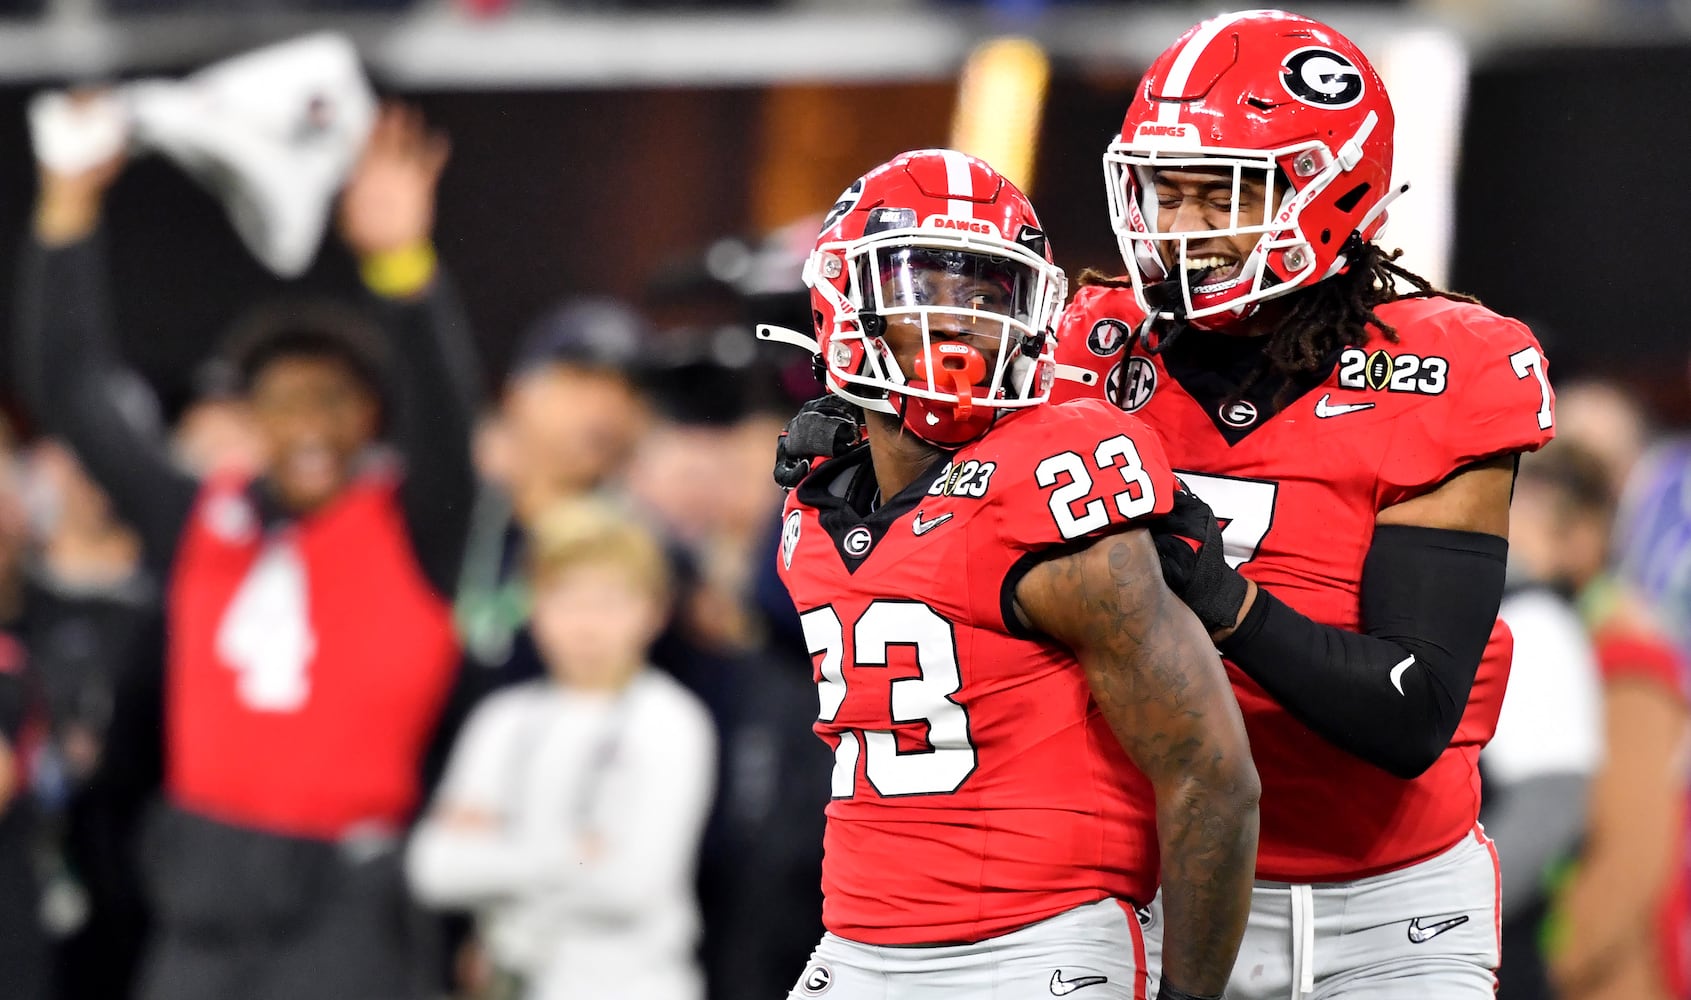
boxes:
[948,37,1051,195]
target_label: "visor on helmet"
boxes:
[863,247,1039,329]
[810,228,1064,418]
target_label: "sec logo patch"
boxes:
[1109,357,1156,412]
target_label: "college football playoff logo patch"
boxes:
[1281,47,1365,109]
[781,510,803,570]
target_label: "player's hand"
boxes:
[773,395,861,489]
[337,102,450,258]
[1149,485,1249,635]
[32,90,129,247]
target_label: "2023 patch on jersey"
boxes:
[777,398,1175,946]
[1063,286,1556,882]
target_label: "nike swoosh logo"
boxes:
[1407,914,1470,944]
[1389,655,1416,695]
[1314,393,1376,418]
[1050,970,1109,995]
[911,511,953,536]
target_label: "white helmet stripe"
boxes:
[940,148,975,219]
[1156,10,1257,127]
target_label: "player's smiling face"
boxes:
[1151,166,1270,294]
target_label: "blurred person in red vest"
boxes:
[16,102,480,1000]
[1551,383,1691,1000]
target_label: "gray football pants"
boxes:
[787,898,1151,999]
[1144,827,1502,1000]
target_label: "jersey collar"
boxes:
[795,444,954,573]
[1159,328,1340,445]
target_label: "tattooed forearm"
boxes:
[1018,529,1259,995]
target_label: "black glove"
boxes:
[773,395,862,489]
[1149,485,1249,634]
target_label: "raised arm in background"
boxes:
[337,104,483,599]
[17,145,198,576]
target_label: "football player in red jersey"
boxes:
[1052,9,1556,999]
[769,149,1258,1000]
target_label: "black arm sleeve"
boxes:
[1217,524,1508,779]
[378,271,483,599]
[14,235,198,577]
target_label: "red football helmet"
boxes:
[1104,9,1402,329]
[803,149,1066,447]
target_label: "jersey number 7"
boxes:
[1175,471,1280,569]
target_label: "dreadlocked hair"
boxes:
[1078,238,1482,401]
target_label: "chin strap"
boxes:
[1356,181,1410,241]
[1134,276,1197,356]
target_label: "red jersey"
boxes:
[1060,286,1555,882]
[167,474,459,840]
[778,399,1177,945]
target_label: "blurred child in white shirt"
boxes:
[408,498,715,1000]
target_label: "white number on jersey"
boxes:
[1175,471,1280,569]
[801,601,976,798]
[216,538,317,712]
[1509,346,1554,431]
[1036,434,1158,540]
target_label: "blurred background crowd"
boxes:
[0,2,1687,1000]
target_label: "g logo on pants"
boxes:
[800,964,833,995]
